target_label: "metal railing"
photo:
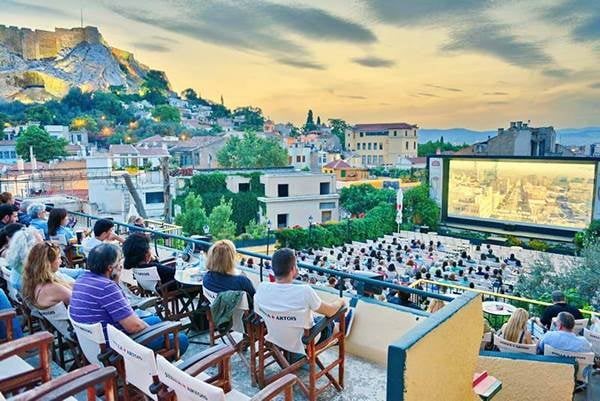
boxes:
[69,210,453,305]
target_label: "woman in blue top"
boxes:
[202,240,255,299]
[27,203,49,239]
[47,208,75,244]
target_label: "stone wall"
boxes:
[0,25,102,60]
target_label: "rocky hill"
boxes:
[0,25,158,103]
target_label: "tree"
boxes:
[15,126,67,162]
[244,219,268,239]
[418,140,469,157]
[25,105,53,125]
[0,113,9,131]
[208,198,237,240]
[329,118,349,149]
[402,184,440,229]
[70,115,98,134]
[316,116,321,126]
[340,184,396,216]
[233,106,265,131]
[304,109,316,132]
[152,105,181,123]
[175,193,208,235]
[217,131,288,168]
[181,88,198,102]
[141,70,170,105]
[210,103,231,119]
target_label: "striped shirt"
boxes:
[70,272,134,331]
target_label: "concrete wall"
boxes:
[261,173,335,197]
[477,352,575,401]
[387,293,482,401]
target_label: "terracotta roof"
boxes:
[138,147,170,157]
[354,123,417,131]
[109,144,139,155]
[324,159,352,169]
[170,136,224,151]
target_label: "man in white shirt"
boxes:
[81,219,124,256]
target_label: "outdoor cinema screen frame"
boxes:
[428,155,600,236]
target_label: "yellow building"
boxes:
[322,159,369,181]
[346,122,418,167]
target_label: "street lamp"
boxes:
[266,219,272,256]
[308,215,314,249]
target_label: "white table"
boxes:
[175,268,205,286]
[482,301,516,317]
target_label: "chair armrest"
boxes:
[183,344,236,377]
[134,321,181,345]
[250,374,297,401]
[0,331,53,360]
[10,365,99,401]
[131,296,161,311]
[0,308,16,321]
[177,343,229,371]
[302,306,346,345]
[0,308,15,341]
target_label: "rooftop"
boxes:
[354,123,418,131]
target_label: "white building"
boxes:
[108,144,169,169]
[0,140,17,164]
[258,172,340,228]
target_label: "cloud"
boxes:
[277,58,325,70]
[151,35,178,44]
[544,1,600,43]
[351,56,395,68]
[590,82,600,89]
[425,84,462,92]
[132,42,171,53]
[542,68,572,78]
[417,93,440,98]
[483,92,509,96]
[3,0,70,17]
[363,0,489,25]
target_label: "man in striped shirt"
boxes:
[70,243,188,353]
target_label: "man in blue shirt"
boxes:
[538,312,592,354]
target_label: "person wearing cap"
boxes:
[540,290,584,329]
[0,204,18,229]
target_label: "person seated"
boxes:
[82,219,124,256]
[497,308,533,344]
[202,240,255,299]
[7,227,44,294]
[255,248,349,343]
[27,203,49,239]
[537,312,591,354]
[16,200,32,226]
[0,223,23,258]
[48,208,76,244]
[70,244,188,354]
[540,290,584,329]
[387,290,421,310]
[123,232,176,288]
[21,242,72,309]
[0,204,18,229]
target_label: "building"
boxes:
[322,159,369,182]
[397,156,427,170]
[0,141,18,164]
[258,172,339,228]
[346,122,419,167]
[287,142,319,171]
[108,144,169,169]
[458,121,556,156]
[168,136,225,169]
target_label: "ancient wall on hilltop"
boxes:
[0,25,102,60]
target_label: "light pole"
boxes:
[266,219,272,256]
[308,215,314,249]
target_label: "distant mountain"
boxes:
[0,25,158,103]
[420,127,600,146]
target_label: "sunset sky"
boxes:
[3,0,600,129]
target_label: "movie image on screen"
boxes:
[447,159,595,230]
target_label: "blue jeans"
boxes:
[141,315,189,355]
[0,289,22,340]
[58,268,86,281]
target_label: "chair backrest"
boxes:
[583,328,600,356]
[203,288,249,334]
[493,334,536,355]
[132,267,161,293]
[106,324,158,400]
[49,234,68,247]
[254,303,312,355]
[32,302,72,340]
[544,344,594,382]
[156,354,226,401]
[68,307,106,365]
[551,317,589,335]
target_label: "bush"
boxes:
[505,235,523,247]
[527,239,549,252]
[574,220,600,252]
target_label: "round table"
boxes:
[482,301,516,329]
[175,268,205,286]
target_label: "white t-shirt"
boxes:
[81,236,103,256]
[255,282,322,314]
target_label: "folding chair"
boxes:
[250,304,346,401]
[68,308,107,366]
[0,308,15,344]
[493,334,536,355]
[10,365,118,401]
[544,345,594,390]
[0,331,53,395]
[155,349,298,401]
[551,317,589,335]
[203,288,249,345]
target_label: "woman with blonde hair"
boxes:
[202,239,255,298]
[22,242,72,309]
[498,307,533,344]
[427,299,445,313]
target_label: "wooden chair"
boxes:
[249,305,346,401]
[155,346,298,401]
[0,308,15,344]
[493,334,536,355]
[551,317,589,335]
[0,331,54,396]
[544,344,595,389]
[10,365,118,401]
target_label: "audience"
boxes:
[7,227,44,293]
[27,203,49,239]
[21,242,72,309]
[122,233,176,287]
[48,208,76,244]
[70,244,188,354]
[81,219,124,256]
[498,308,533,344]
[538,312,592,354]
[202,240,255,299]
[0,223,23,258]
[540,290,584,329]
[0,204,18,229]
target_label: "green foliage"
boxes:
[141,70,169,105]
[0,113,9,131]
[505,235,523,247]
[152,105,181,123]
[574,220,600,251]
[369,167,423,182]
[70,115,98,134]
[210,103,231,119]
[15,126,67,162]
[181,88,199,102]
[244,219,268,240]
[174,193,209,235]
[339,184,395,216]
[208,198,237,240]
[217,131,288,168]
[527,239,549,252]
[328,118,349,149]
[25,105,53,125]
[402,184,440,229]
[417,140,469,157]
[233,106,265,131]
[304,109,316,132]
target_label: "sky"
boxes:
[2,0,600,129]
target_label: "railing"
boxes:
[410,279,600,318]
[69,210,453,305]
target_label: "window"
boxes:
[359,132,364,137]
[278,184,289,197]
[405,131,408,137]
[320,182,330,195]
[362,156,366,165]
[367,155,372,164]
[277,214,288,228]
[362,143,366,150]
[341,170,346,178]
[145,191,164,204]
[302,156,306,162]
[394,131,397,136]
[321,211,332,223]
[413,142,416,150]
[320,202,336,210]
[405,142,409,150]
[379,155,384,164]
[296,156,301,163]
[379,143,383,150]
[238,183,250,192]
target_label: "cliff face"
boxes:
[0,25,159,103]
